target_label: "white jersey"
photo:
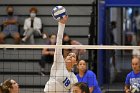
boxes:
[44,22,78,93]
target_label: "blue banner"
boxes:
[106,0,140,7]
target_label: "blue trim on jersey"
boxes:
[76,70,102,93]
[56,6,59,9]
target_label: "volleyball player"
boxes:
[124,57,140,93]
[72,82,90,93]
[1,79,19,93]
[76,60,101,93]
[44,16,78,93]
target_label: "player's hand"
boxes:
[59,16,68,24]
[125,89,130,93]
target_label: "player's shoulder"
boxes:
[127,71,134,77]
[86,70,94,73]
[86,70,95,76]
[76,73,79,77]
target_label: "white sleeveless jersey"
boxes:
[44,22,78,93]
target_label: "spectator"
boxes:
[76,60,102,93]
[110,21,118,45]
[134,10,140,41]
[110,21,117,67]
[63,33,86,58]
[132,41,140,58]
[22,7,44,44]
[39,34,56,76]
[0,6,20,44]
[124,57,140,93]
[109,21,118,83]
[134,10,140,43]
[1,79,19,93]
[132,11,138,45]
[72,82,90,93]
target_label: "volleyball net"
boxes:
[0,44,138,93]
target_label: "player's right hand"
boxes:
[125,89,130,93]
[59,16,68,24]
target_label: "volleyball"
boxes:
[52,6,67,20]
[130,83,140,93]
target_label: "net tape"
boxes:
[0,45,140,50]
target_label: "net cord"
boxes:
[0,44,139,49]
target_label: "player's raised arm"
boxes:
[56,16,68,46]
[50,16,68,76]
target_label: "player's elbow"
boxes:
[44,89,47,93]
[44,85,49,93]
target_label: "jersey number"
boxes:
[63,77,70,87]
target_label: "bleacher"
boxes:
[0,0,96,92]
[0,0,95,44]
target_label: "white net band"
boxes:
[0,44,139,49]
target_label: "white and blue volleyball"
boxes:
[52,6,67,20]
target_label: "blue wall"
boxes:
[106,0,140,7]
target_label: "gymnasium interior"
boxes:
[0,0,140,93]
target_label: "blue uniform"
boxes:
[125,71,140,88]
[76,70,102,93]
